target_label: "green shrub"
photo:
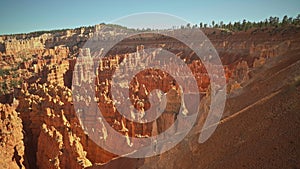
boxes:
[0,69,10,76]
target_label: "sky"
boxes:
[0,0,300,35]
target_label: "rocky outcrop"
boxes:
[37,123,92,169]
[4,34,51,55]
[0,101,26,169]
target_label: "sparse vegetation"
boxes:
[0,66,20,77]
[0,69,10,76]
[0,79,22,95]
[10,79,21,88]
[0,82,8,94]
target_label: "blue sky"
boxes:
[1,0,300,35]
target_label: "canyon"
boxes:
[0,24,300,168]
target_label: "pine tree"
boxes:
[282,15,288,26]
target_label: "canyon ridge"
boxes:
[0,23,300,169]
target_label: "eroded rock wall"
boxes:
[0,102,26,169]
[0,26,299,168]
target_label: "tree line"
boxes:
[185,14,300,31]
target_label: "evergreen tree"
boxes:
[186,23,191,28]
[282,15,288,26]
[220,21,224,28]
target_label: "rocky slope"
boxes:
[0,24,299,168]
[0,101,25,169]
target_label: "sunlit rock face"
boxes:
[0,102,25,169]
[0,25,299,168]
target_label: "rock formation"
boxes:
[0,24,299,168]
[0,101,25,169]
